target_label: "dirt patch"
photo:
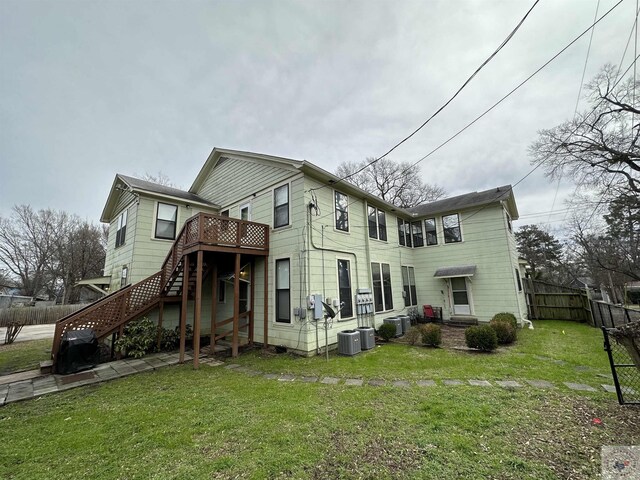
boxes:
[394,324,469,349]
[517,393,640,479]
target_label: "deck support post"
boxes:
[210,262,218,352]
[179,254,190,364]
[157,299,164,351]
[249,260,255,346]
[263,256,269,351]
[193,250,203,369]
[232,253,240,357]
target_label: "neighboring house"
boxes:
[55,148,526,364]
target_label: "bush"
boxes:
[489,320,517,345]
[159,327,179,351]
[115,317,158,358]
[404,326,422,345]
[491,312,518,329]
[378,323,398,342]
[421,324,442,347]
[465,325,498,352]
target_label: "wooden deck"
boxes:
[51,213,270,370]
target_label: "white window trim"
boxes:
[274,256,292,325]
[401,265,418,307]
[367,203,388,242]
[239,202,251,221]
[151,201,179,241]
[114,207,128,249]
[272,181,291,230]
[423,217,439,247]
[333,189,350,234]
[442,212,464,245]
[371,261,394,313]
[336,258,354,320]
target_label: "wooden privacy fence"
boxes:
[524,279,592,322]
[591,301,640,328]
[0,304,88,327]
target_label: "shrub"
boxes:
[115,317,158,358]
[378,323,398,342]
[160,327,179,351]
[421,324,442,347]
[491,312,518,329]
[465,325,498,352]
[405,326,422,345]
[489,320,517,345]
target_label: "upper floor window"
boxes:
[424,218,438,246]
[274,185,289,228]
[115,209,127,248]
[335,191,349,232]
[368,206,387,241]
[337,259,353,318]
[397,219,412,247]
[411,221,424,247]
[506,211,512,233]
[155,203,178,240]
[443,213,462,243]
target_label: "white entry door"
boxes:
[451,277,471,315]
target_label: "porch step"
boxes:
[39,360,54,375]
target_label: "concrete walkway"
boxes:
[0,352,629,407]
[0,324,56,343]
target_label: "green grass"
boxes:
[232,321,611,385]
[0,339,51,375]
[1,320,638,479]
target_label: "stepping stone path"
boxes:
[0,353,619,407]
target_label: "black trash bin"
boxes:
[56,329,100,374]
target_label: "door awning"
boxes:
[434,265,476,278]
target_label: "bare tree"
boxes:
[530,64,639,199]
[136,171,178,188]
[335,158,445,208]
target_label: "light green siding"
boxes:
[103,191,137,292]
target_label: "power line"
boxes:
[308,0,541,193]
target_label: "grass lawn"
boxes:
[0,339,51,375]
[1,321,638,479]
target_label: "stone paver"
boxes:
[278,375,296,382]
[392,380,411,388]
[602,384,617,393]
[564,382,597,392]
[417,380,436,387]
[344,378,363,386]
[299,376,318,383]
[468,380,492,387]
[526,379,555,389]
[368,379,386,387]
[263,373,278,380]
[443,379,463,386]
[574,365,590,372]
[225,364,241,370]
[495,380,522,388]
[320,377,340,385]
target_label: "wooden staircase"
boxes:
[50,212,269,368]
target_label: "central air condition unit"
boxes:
[356,326,375,350]
[383,317,403,337]
[337,330,361,356]
[397,315,411,334]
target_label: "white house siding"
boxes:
[411,204,523,324]
[103,191,137,292]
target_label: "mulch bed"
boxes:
[394,324,469,349]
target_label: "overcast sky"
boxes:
[0,0,636,236]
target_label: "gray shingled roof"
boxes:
[118,174,216,206]
[434,265,477,278]
[407,185,513,217]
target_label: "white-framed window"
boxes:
[115,209,127,248]
[515,268,522,292]
[368,206,387,241]
[402,266,417,307]
[337,259,353,319]
[275,258,291,323]
[371,262,393,312]
[274,184,289,228]
[424,218,438,246]
[334,191,349,232]
[411,221,424,247]
[443,213,462,243]
[397,218,412,247]
[240,203,251,221]
[155,203,178,240]
[120,265,128,289]
[506,210,512,233]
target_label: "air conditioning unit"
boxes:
[356,326,375,350]
[383,317,403,337]
[397,315,411,334]
[337,330,361,356]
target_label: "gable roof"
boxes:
[101,174,218,222]
[406,185,519,219]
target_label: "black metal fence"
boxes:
[601,327,640,405]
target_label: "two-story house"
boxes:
[52,148,526,367]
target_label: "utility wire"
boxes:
[308,0,541,193]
